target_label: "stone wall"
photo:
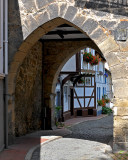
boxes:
[8,0,128,152]
[75,0,128,16]
[15,41,42,136]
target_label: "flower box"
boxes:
[83,52,100,65]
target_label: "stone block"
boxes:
[72,13,86,28]
[35,0,48,9]
[25,27,45,44]
[114,86,128,99]
[90,27,107,45]
[82,18,98,35]
[23,15,38,36]
[59,3,68,17]
[116,52,128,62]
[13,51,26,62]
[47,3,59,19]
[113,79,128,88]
[19,41,33,53]
[111,64,128,80]
[98,37,119,55]
[99,20,116,30]
[64,6,78,22]
[114,98,128,108]
[41,20,58,33]
[33,11,50,28]
[20,0,37,13]
[117,21,128,30]
[114,116,128,128]
[105,52,120,67]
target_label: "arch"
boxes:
[9,6,120,96]
[8,1,128,151]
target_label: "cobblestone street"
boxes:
[31,114,113,160]
[65,114,113,145]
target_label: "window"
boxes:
[85,77,91,86]
[64,86,68,102]
[56,91,61,106]
[97,87,99,100]
[99,87,101,100]
[103,87,104,96]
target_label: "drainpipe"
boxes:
[0,0,3,74]
[4,0,8,149]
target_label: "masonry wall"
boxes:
[8,0,128,152]
[14,42,42,136]
[13,40,93,136]
[75,0,128,16]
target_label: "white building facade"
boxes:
[55,48,113,121]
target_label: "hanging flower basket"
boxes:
[83,52,100,65]
[83,52,93,62]
[89,56,100,65]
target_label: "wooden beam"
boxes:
[40,38,90,42]
[60,71,79,75]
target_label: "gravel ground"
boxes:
[64,114,113,145]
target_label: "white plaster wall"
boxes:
[62,55,76,72]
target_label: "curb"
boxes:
[25,136,62,160]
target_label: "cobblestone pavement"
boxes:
[31,114,113,160]
[65,114,113,145]
[31,138,113,160]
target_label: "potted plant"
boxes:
[97,97,112,115]
[89,56,100,65]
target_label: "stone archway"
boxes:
[8,1,128,151]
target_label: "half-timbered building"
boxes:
[55,48,113,121]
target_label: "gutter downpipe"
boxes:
[0,0,5,150]
[4,0,8,149]
[0,0,4,74]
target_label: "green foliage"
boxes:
[83,52,93,62]
[55,121,64,127]
[102,106,112,115]
[55,106,62,111]
[55,106,62,126]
